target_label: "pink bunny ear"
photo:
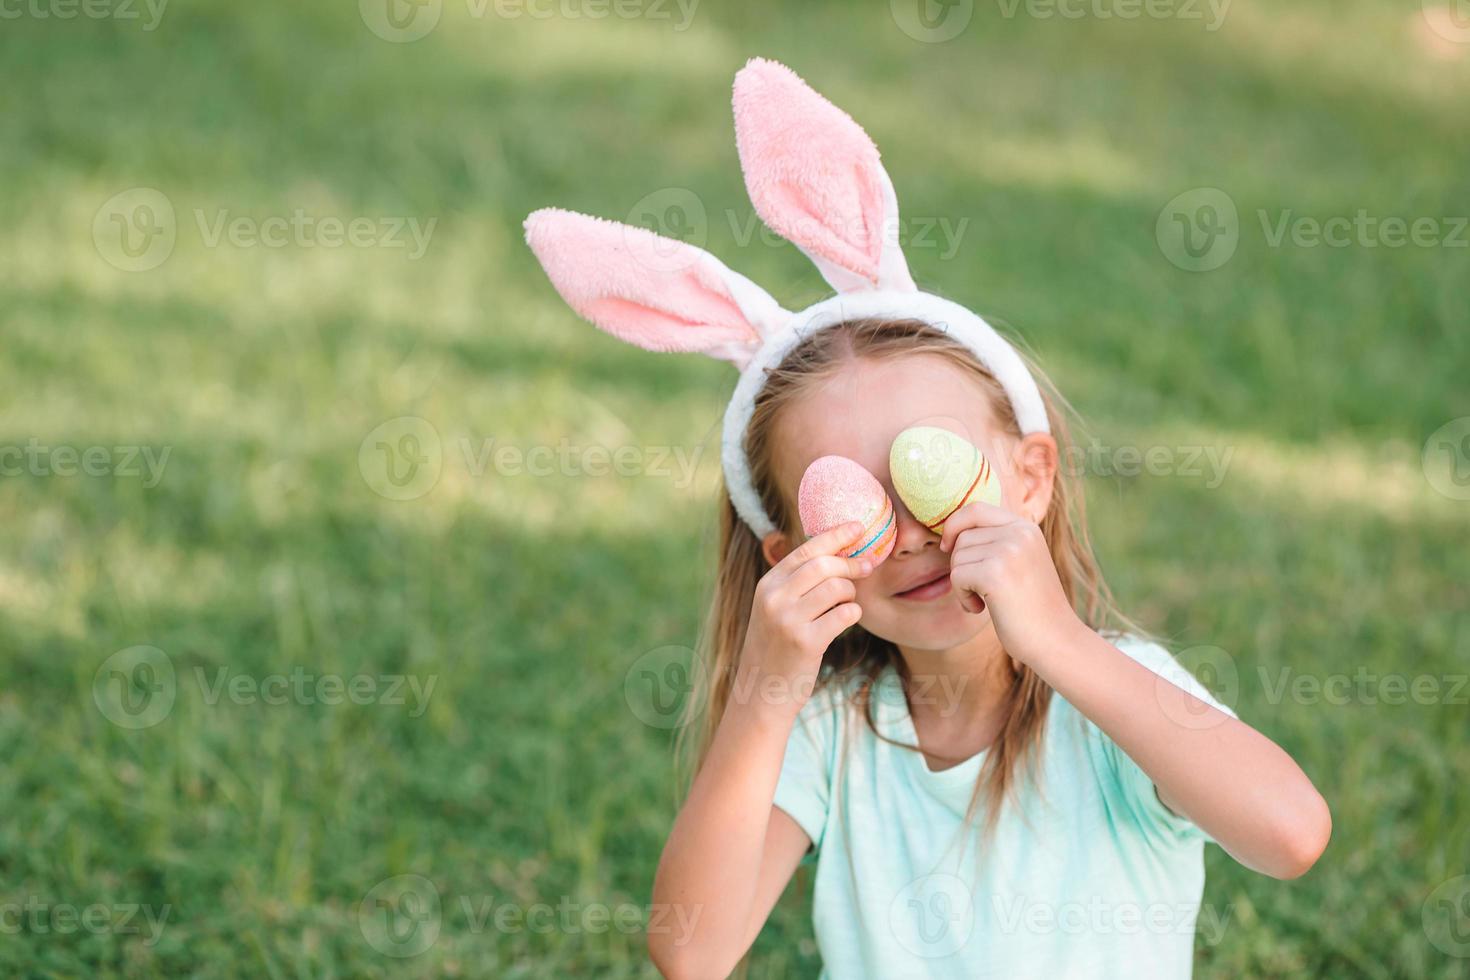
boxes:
[733,58,916,294]
[524,208,788,369]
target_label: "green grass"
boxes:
[1,0,1467,975]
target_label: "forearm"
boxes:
[1026,620,1331,878]
[650,664,797,974]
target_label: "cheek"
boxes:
[854,575,886,605]
[978,439,1027,513]
[992,465,1033,518]
[1001,475,1022,511]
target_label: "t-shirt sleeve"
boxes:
[772,688,841,852]
[1088,636,1240,847]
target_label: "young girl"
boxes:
[525,59,1330,979]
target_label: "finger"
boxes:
[775,521,865,576]
[949,563,993,614]
[949,548,992,571]
[787,553,872,596]
[948,520,1013,570]
[794,576,857,618]
[949,525,1010,554]
[939,501,1022,553]
[808,602,862,643]
[949,538,1010,566]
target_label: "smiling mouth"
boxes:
[894,571,952,601]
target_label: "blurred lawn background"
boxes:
[1,0,1468,975]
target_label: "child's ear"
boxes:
[761,530,797,569]
[1013,433,1060,523]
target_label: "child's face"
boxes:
[767,353,1043,653]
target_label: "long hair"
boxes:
[679,317,1137,835]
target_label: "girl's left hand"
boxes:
[939,500,1079,662]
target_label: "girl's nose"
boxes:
[888,488,939,556]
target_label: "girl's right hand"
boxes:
[739,522,873,715]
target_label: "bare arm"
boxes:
[943,502,1331,880]
[1030,621,1331,878]
[649,686,810,978]
[649,523,871,979]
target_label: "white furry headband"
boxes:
[524,58,1049,539]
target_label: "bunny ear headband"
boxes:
[524,58,1049,539]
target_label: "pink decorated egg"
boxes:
[797,455,897,565]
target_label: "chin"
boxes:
[860,598,991,654]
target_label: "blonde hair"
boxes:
[680,317,1137,835]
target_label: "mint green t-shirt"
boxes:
[773,635,1236,979]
